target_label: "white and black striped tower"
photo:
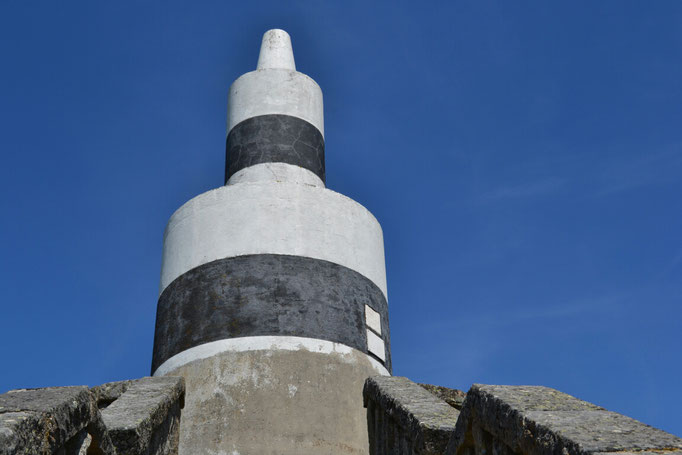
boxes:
[152,29,391,454]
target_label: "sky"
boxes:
[1,0,681,436]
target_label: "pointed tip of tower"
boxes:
[257,29,296,71]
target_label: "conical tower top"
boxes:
[225,28,325,186]
[257,29,296,70]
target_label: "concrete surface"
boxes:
[162,342,388,454]
[159,181,387,298]
[226,162,324,187]
[228,68,323,137]
[154,335,389,377]
[225,114,325,183]
[257,29,296,71]
[153,254,391,373]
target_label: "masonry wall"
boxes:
[364,376,682,455]
[0,377,184,455]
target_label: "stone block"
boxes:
[364,376,460,454]
[0,385,115,455]
[446,384,682,455]
[101,376,184,455]
[0,376,184,455]
[91,380,135,408]
[418,384,467,410]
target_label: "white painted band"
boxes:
[228,69,324,137]
[226,162,324,187]
[160,181,387,298]
[153,336,391,377]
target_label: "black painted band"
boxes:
[225,114,325,184]
[152,254,391,373]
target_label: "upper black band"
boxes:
[225,114,325,184]
[152,254,391,373]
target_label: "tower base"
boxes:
[154,336,389,455]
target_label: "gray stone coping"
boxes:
[446,384,682,455]
[0,385,115,455]
[418,383,467,410]
[0,376,184,455]
[100,376,184,454]
[364,376,460,453]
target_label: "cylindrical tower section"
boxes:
[152,29,391,454]
[225,29,325,187]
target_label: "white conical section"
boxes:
[256,29,296,70]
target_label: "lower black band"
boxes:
[225,114,325,184]
[152,254,391,373]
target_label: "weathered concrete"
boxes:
[257,29,296,71]
[228,69,323,137]
[225,114,325,183]
[446,384,682,455]
[152,254,391,373]
[153,335,389,378]
[159,181,388,298]
[363,376,460,455]
[226,162,324,187]
[162,342,388,454]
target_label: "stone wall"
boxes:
[365,377,682,455]
[5,373,681,454]
[0,376,184,455]
[447,384,682,455]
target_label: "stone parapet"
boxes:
[365,379,682,455]
[363,376,461,454]
[0,376,184,455]
[0,385,115,455]
[99,377,184,455]
[445,384,682,455]
[417,384,467,411]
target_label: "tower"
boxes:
[151,30,391,453]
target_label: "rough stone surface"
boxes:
[152,254,391,373]
[91,380,134,409]
[446,384,682,455]
[226,114,325,183]
[592,452,682,455]
[363,376,460,455]
[418,384,467,410]
[0,377,184,455]
[166,343,384,454]
[101,377,184,455]
[0,385,115,455]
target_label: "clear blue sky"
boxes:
[1,0,680,436]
